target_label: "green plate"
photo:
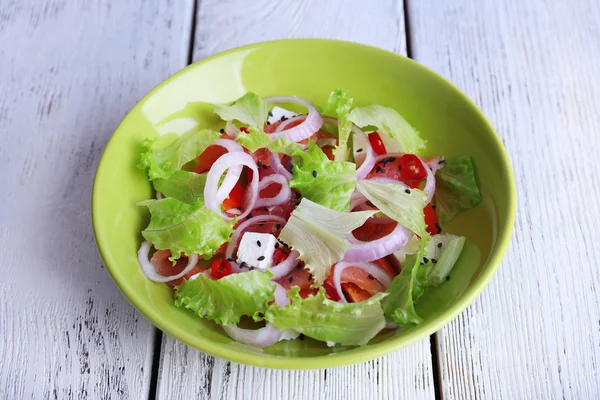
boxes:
[92,39,516,369]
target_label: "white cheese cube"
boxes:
[268,106,298,124]
[236,232,280,270]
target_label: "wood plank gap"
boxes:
[148,329,164,400]
[402,0,413,57]
[429,334,443,400]
[187,0,200,65]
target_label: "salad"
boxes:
[137,90,482,348]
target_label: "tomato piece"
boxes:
[259,181,283,199]
[150,250,203,286]
[372,256,399,277]
[239,126,249,133]
[322,146,334,160]
[424,203,441,235]
[323,281,341,301]
[325,264,381,295]
[399,154,427,181]
[221,182,244,211]
[352,219,398,241]
[368,132,387,155]
[342,283,372,302]
[211,259,232,279]
[299,288,319,298]
[276,264,313,290]
[273,248,289,264]
[195,144,228,173]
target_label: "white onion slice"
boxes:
[425,156,445,174]
[205,152,258,221]
[137,241,199,283]
[222,283,298,347]
[270,250,300,280]
[419,157,436,206]
[265,96,323,142]
[224,121,239,138]
[268,151,293,181]
[254,174,291,208]
[275,115,306,133]
[333,261,393,303]
[213,139,244,204]
[344,223,412,262]
[225,215,287,259]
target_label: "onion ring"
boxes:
[137,241,199,283]
[265,96,323,142]
[254,174,292,208]
[344,223,412,262]
[333,261,393,303]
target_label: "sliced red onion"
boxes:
[275,115,306,133]
[333,261,393,303]
[225,208,242,215]
[254,174,291,208]
[350,190,369,211]
[222,283,298,347]
[225,215,287,259]
[265,96,323,142]
[205,152,258,221]
[213,139,244,204]
[270,250,300,280]
[224,121,239,138]
[419,156,436,206]
[268,151,293,181]
[344,223,412,262]
[137,241,199,283]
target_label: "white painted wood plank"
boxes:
[408,0,600,398]
[0,0,194,398]
[157,1,436,399]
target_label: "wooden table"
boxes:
[2,0,599,398]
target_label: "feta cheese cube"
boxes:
[236,232,280,270]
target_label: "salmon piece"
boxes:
[342,283,372,302]
[150,250,203,286]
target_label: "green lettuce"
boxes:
[265,287,387,346]
[435,156,483,225]
[175,270,275,325]
[382,237,430,325]
[324,89,354,162]
[357,180,428,237]
[235,126,303,155]
[153,170,207,204]
[290,141,357,211]
[138,198,235,258]
[269,137,303,155]
[212,92,270,129]
[348,105,426,154]
[278,198,376,285]
[139,129,220,180]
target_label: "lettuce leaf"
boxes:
[382,237,430,325]
[357,180,428,237]
[289,141,357,211]
[139,198,235,258]
[175,270,275,326]
[348,105,426,154]
[152,170,207,204]
[269,137,303,155]
[139,129,220,180]
[278,198,376,285]
[435,156,483,225]
[324,89,354,162]
[265,287,387,346]
[212,92,270,129]
[235,126,272,152]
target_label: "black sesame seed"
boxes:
[312,170,318,178]
[258,222,265,227]
[281,116,287,121]
[257,256,265,261]
[249,266,255,271]
[227,258,235,262]
[308,274,313,281]
[237,206,242,210]
[275,242,279,249]
[376,166,384,173]
[446,275,451,281]
[405,189,411,194]
[276,224,281,230]
[296,263,302,269]
[247,213,253,219]
[261,164,268,169]
[257,240,261,247]
[240,262,247,268]
[263,207,269,212]
[268,111,273,117]
[220,128,224,133]
[266,121,271,125]
[388,157,396,162]
[437,243,443,248]
[288,276,294,283]
[257,161,263,168]
[432,205,436,209]
[367,274,375,280]
[299,334,305,340]
[423,257,429,264]
[431,259,438,264]
[357,148,363,153]
[435,223,442,233]
[438,159,445,165]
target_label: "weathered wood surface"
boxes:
[408,0,600,398]
[0,0,194,398]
